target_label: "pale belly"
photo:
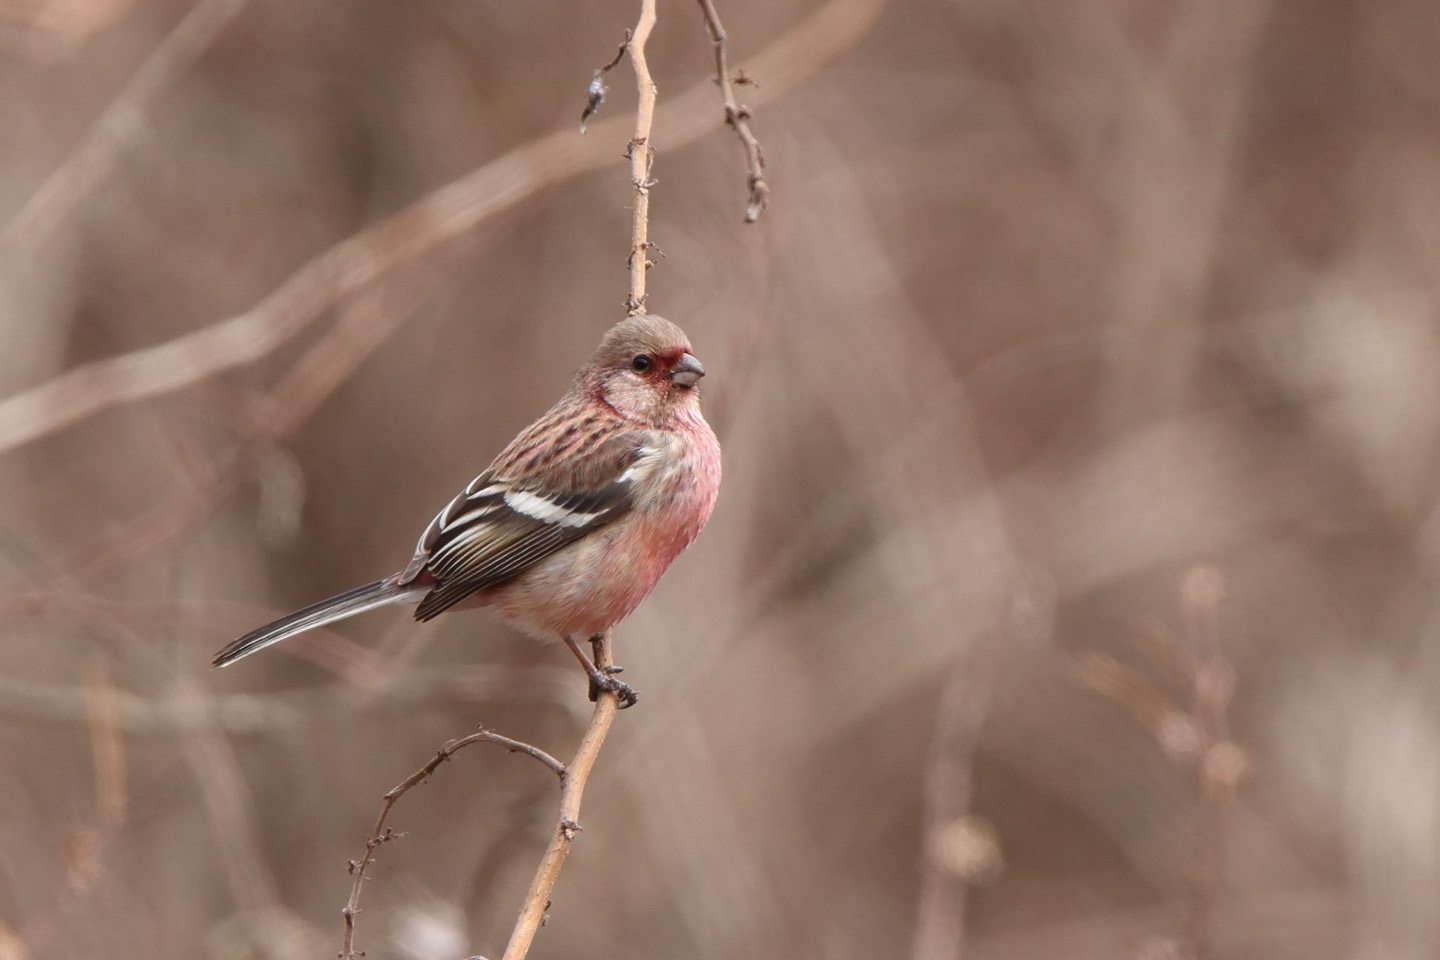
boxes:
[485,523,674,638]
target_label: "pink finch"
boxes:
[213,314,722,706]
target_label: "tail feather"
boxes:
[212,578,422,667]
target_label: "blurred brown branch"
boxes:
[0,664,579,733]
[62,283,408,583]
[177,679,282,915]
[0,0,249,258]
[341,727,568,960]
[12,660,133,952]
[0,0,886,457]
[1078,566,1248,960]
[697,0,770,222]
[84,662,126,827]
[912,655,996,960]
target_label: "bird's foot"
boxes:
[588,664,638,709]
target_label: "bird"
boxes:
[212,314,721,707]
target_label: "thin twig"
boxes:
[697,0,770,221]
[500,632,622,960]
[624,0,659,314]
[340,728,567,960]
[0,0,887,457]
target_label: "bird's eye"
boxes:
[631,355,651,372]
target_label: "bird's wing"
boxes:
[402,428,654,620]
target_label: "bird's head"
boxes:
[583,314,707,424]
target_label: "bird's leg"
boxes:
[563,633,638,708]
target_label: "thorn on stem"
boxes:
[745,175,770,222]
[624,135,649,160]
[627,241,662,273]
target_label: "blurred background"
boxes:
[2,0,1439,958]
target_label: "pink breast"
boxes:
[483,415,720,640]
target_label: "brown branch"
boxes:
[62,452,235,582]
[340,728,568,960]
[176,680,283,913]
[61,283,408,582]
[623,0,659,314]
[1179,565,1241,960]
[1077,566,1247,960]
[243,283,402,442]
[0,0,250,257]
[12,812,127,956]
[486,13,657,953]
[84,662,127,827]
[0,664,581,734]
[18,660,133,950]
[912,635,1008,960]
[697,0,770,222]
[1076,651,1180,740]
[0,0,889,457]
[500,631,621,960]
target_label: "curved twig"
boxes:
[340,728,568,960]
[696,0,770,221]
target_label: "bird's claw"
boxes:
[588,665,638,708]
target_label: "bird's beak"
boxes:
[671,352,705,387]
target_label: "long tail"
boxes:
[212,578,423,667]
